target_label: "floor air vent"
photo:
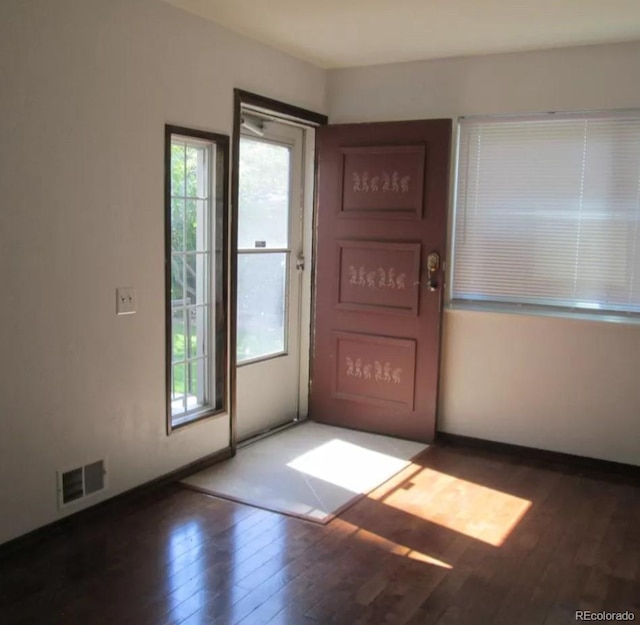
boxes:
[59,460,106,506]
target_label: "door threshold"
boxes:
[237,417,307,450]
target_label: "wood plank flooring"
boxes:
[1,444,639,624]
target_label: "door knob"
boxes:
[426,252,440,291]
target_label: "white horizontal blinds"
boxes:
[453,112,640,313]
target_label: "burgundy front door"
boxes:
[310,120,451,443]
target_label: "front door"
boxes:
[236,118,306,441]
[310,120,451,442]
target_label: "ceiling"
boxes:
[163,0,640,69]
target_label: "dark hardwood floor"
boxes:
[1,444,639,625]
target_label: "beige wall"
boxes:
[328,41,640,122]
[328,42,640,466]
[0,0,325,545]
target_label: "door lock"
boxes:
[296,254,305,271]
[426,252,440,291]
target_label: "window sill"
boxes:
[169,405,227,434]
[447,300,640,326]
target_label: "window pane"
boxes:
[186,145,207,198]
[172,308,185,362]
[170,255,185,304]
[185,199,208,252]
[184,253,208,305]
[171,199,185,251]
[189,359,207,406]
[171,142,186,197]
[238,138,291,250]
[237,252,287,362]
[187,306,208,358]
[171,363,186,416]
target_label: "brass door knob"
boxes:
[426,251,440,291]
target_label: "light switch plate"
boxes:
[116,287,136,315]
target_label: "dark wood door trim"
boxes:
[230,90,328,453]
[234,90,329,127]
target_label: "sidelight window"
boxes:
[165,126,228,431]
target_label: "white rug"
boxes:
[181,422,427,523]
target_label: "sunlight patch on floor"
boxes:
[287,438,410,494]
[374,466,532,547]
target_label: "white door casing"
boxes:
[235,116,312,441]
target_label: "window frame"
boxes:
[164,124,229,434]
[449,109,640,324]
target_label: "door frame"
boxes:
[230,89,327,452]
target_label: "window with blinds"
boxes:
[452,111,640,316]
